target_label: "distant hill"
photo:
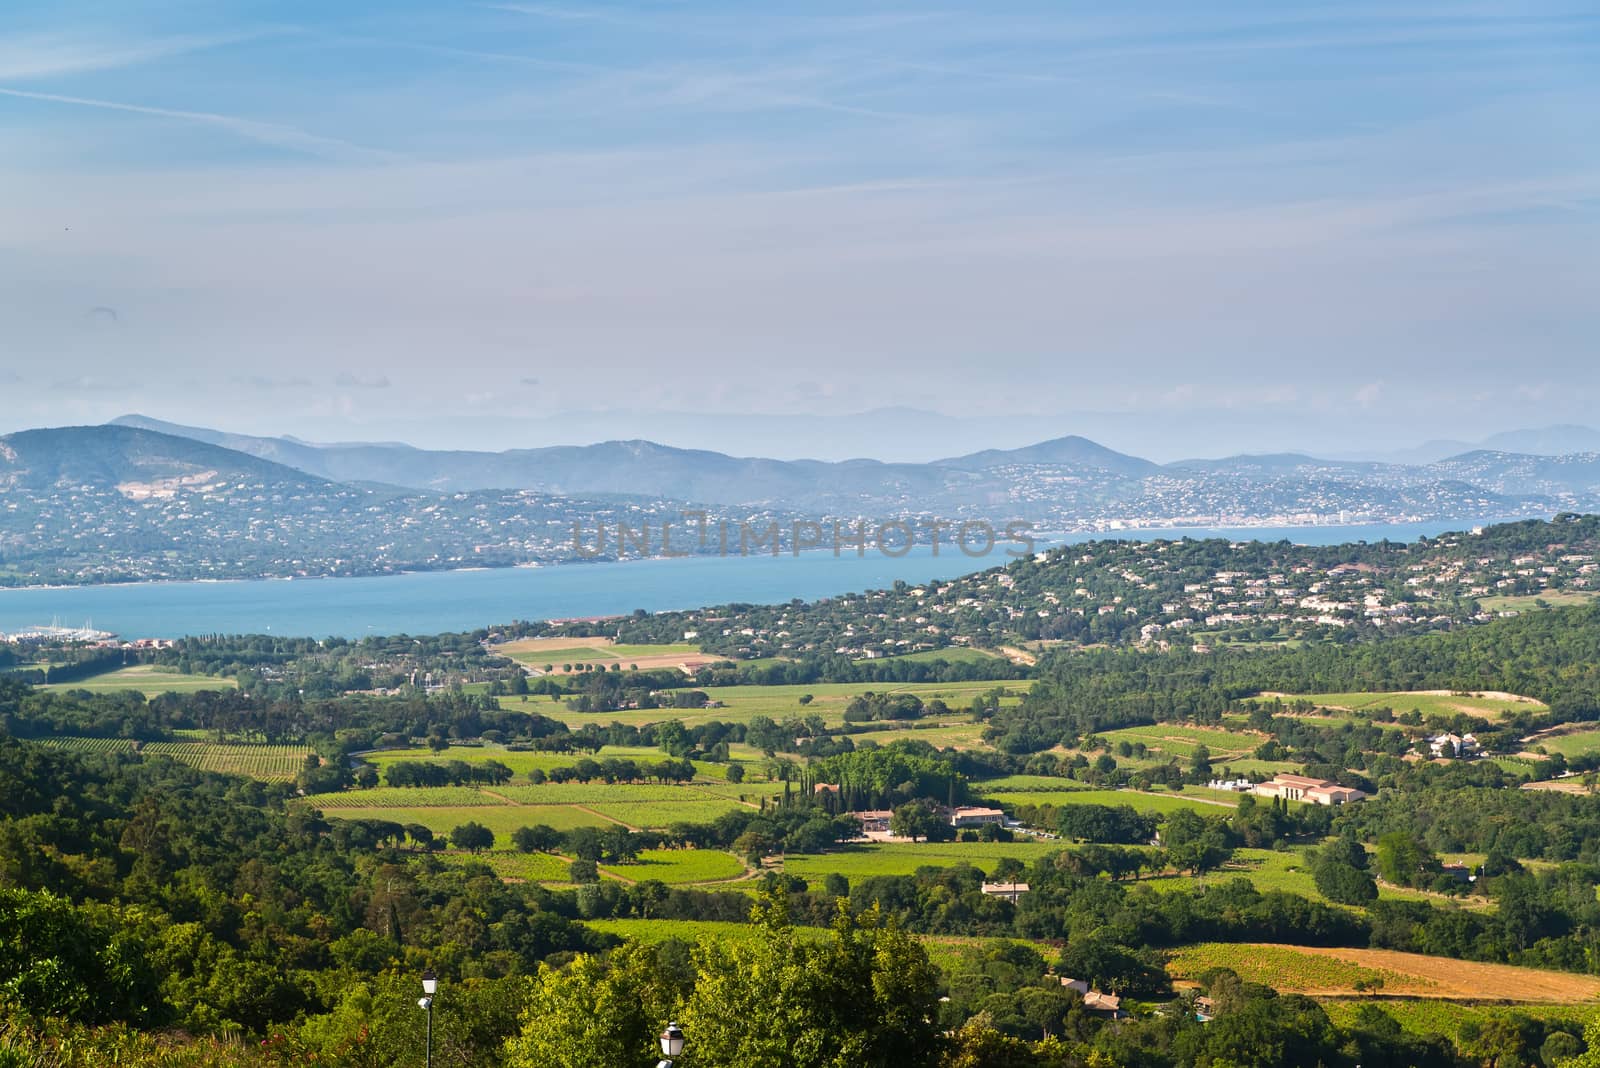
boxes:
[1429,450,1600,497]
[935,435,1159,477]
[0,425,328,493]
[1344,424,1600,465]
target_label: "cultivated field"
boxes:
[491,637,720,675]
[303,780,767,845]
[1478,590,1599,612]
[1098,723,1264,760]
[781,840,1062,881]
[494,679,1032,732]
[41,664,238,697]
[1526,728,1600,760]
[981,787,1239,815]
[33,735,312,781]
[139,741,314,781]
[1268,690,1547,721]
[360,743,769,784]
[1320,998,1600,1039]
[1168,942,1600,1001]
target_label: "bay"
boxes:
[0,519,1516,639]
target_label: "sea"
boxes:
[0,520,1517,639]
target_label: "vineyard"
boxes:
[34,736,135,754]
[31,736,311,781]
[139,742,313,781]
[1320,998,1600,1039]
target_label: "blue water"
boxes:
[0,520,1508,639]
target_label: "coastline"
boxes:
[0,513,1546,595]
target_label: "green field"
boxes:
[982,788,1238,816]
[1478,590,1599,613]
[33,735,312,781]
[973,774,1095,793]
[360,744,757,782]
[322,803,613,841]
[304,778,765,845]
[585,917,827,945]
[139,741,314,781]
[1282,690,1547,721]
[40,664,237,697]
[1099,723,1263,759]
[1528,729,1600,759]
[445,850,577,883]
[601,848,747,884]
[1168,942,1411,991]
[499,642,704,666]
[495,680,1032,732]
[1320,998,1600,1039]
[443,845,746,886]
[781,840,1062,881]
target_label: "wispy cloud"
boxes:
[0,87,394,162]
[239,375,313,390]
[335,373,392,389]
[0,31,266,81]
[486,3,626,23]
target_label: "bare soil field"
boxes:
[1241,944,1600,1000]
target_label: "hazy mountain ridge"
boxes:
[107,414,1600,514]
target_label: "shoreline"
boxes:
[0,513,1546,595]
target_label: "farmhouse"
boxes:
[1252,774,1366,805]
[854,809,894,834]
[980,881,1029,902]
[1083,991,1124,1017]
[948,805,1007,828]
[1428,732,1479,757]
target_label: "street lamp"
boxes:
[657,1021,685,1068]
[418,970,438,1068]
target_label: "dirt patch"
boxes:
[1249,944,1600,1001]
[1522,780,1593,794]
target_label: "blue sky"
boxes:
[0,1,1596,460]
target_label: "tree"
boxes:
[504,892,941,1068]
[725,764,745,784]
[890,801,942,843]
[1375,832,1437,888]
[512,825,560,854]
[450,822,494,853]
[568,857,599,883]
[1313,859,1378,905]
[680,895,944,1068]
[503,942,690,1068]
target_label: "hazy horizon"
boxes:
[3,1,1597,459]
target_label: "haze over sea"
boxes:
[0,521,1513,639]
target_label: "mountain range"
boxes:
[4,419,1600,586]
[106,414,1600,509]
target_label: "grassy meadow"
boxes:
[40,664,238,697]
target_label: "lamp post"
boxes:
[657,1021,685,1068]
[418,970,438,1068]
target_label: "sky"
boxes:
[0,0,1597,461]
